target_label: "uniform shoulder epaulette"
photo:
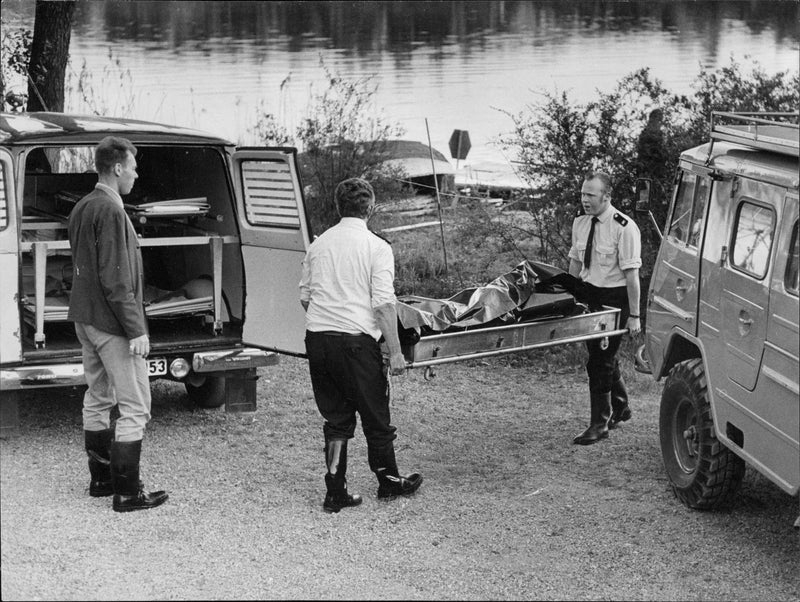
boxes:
[370,230,392,245]
[613,213,628,227]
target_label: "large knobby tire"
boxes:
[659,358,745,509]
[185,375,226,409]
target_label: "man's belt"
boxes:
[310,330,370,338]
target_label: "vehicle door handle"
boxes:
[738,310,754,335]
[675,279,688,301]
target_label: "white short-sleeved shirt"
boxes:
[299,217,396,340]
[568,204,642,288]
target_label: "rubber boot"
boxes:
[608,370,632,429]
[323,438,362,513]
[572,392,612,445]
[110,440,169,513]
[85,428,114,497]
[368,442,422,499]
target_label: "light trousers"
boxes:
[75,322,151,442]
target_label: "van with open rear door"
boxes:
[0,113,311,430]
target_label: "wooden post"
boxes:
[425,118,448,276]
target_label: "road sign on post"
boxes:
[449,129,471,161]
[449,129,471,172]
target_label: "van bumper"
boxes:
[0,347,278,391]
[1,363,85,390]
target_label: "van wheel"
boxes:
[659,358,745,509]
[185,376,226,409]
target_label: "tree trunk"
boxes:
[26,0,76,113]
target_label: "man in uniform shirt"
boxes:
[299,177,423,513]
[68,136,168,511]
[568,170,642,445]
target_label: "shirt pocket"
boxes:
[574,241,586,262]
[595,244,618,267]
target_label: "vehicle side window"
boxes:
[730,200,775,279]
[688,176,710,248]
[0,159,7,230]
[785,220,799,296]
[668,172,695,244]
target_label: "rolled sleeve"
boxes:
[618,225,642,270]
[370,243,397,308]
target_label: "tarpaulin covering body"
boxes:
[396,260,587,339]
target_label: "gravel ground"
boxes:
[1,353,798,601]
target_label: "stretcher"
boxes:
[397,260,628,370]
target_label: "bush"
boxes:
[497,56,799,318]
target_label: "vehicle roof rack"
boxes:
[710,111,799,157]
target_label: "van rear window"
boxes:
[240,159,301,229]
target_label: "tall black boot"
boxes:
[609,370,632,429]
[110,440,168,513]
[323,438,362,513]
[572,392,612,445]
[368,442,422,499]
[85,428,114,497]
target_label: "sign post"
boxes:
[426,118,448,275]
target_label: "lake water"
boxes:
[3,0,798,167]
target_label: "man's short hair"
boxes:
[335,177,375,218]
[584,170,613,195]
[95,136,137,175]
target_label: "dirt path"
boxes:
[1,354,797,600]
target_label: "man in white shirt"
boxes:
[299,177,423,513]
[568,170,642,446]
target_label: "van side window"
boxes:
[785,220,799,296]
[0,159,7,230]
[730,201,775,279]
[668,172,695,244]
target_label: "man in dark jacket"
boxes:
[68,136,168,512]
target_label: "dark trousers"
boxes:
[305,330,397,448]
[583,285,630,396]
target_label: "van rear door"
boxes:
[0,148,21,366]
[232,148,311,355]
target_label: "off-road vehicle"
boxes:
[636,111,799,520]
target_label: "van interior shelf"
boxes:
[54,191,211,224]
[20,235,230,349]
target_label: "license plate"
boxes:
[147,357,167,376]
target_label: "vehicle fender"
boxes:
[656,328,703,380]
[657,330,728,442]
